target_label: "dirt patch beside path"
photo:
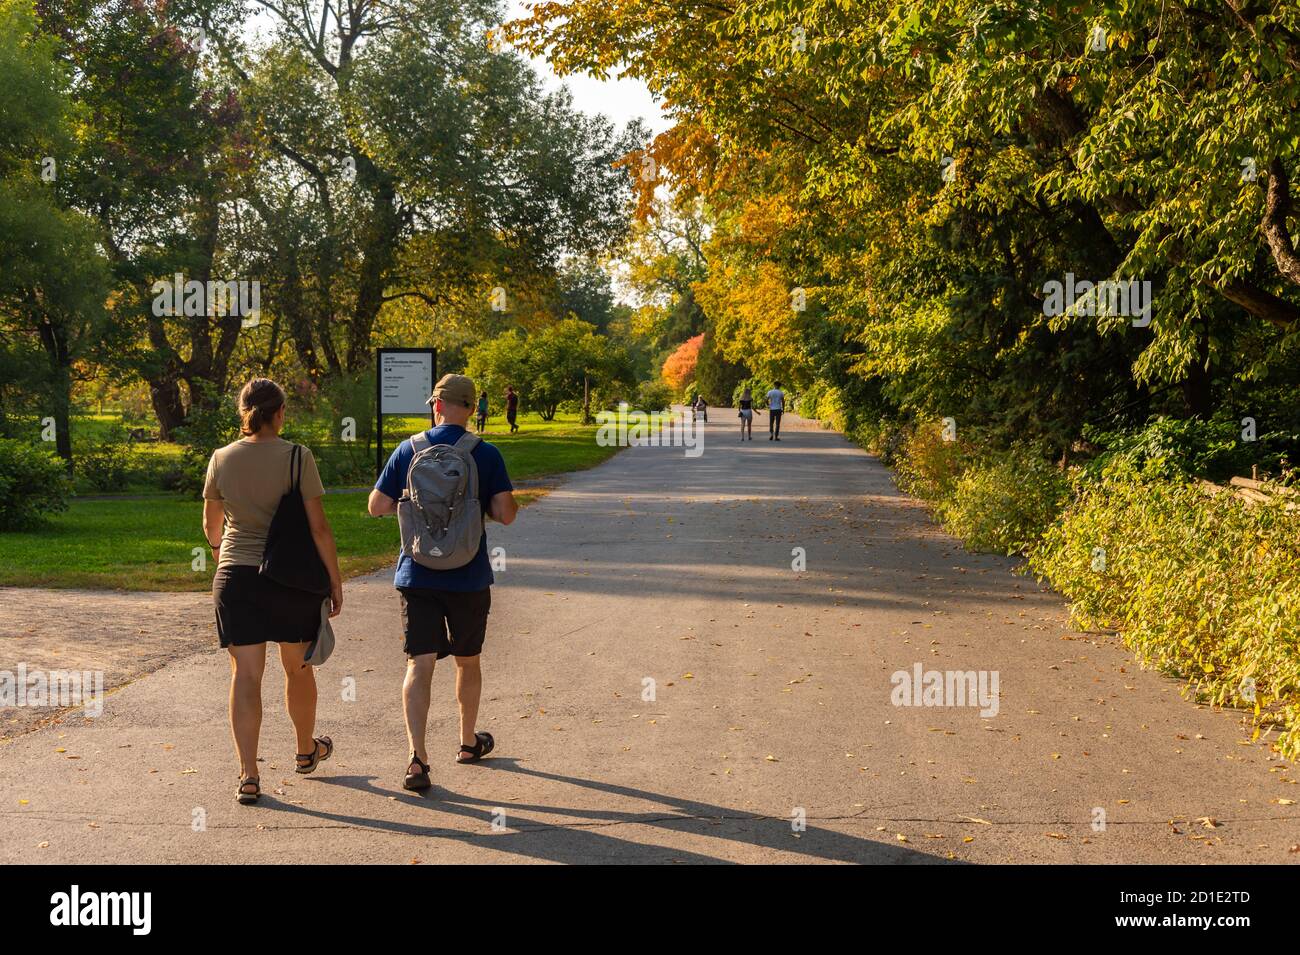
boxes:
[0,588,212,740]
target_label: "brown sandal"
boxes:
[295,736,333,774]
[457,732,495,763]
[404,753,432,791]
[237,776,260,805]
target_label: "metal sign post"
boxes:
[375,347,437,477]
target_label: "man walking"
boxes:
[505,385,519,434]
[766,381,786,441]
[368,374,518,791]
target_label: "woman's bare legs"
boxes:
[278,640,317,756]
[228,644,267,779]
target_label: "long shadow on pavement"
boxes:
[271,762,959,864]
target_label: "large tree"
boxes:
[215,0,643,379]
[0,0,111,464]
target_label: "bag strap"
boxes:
[410,431,432,453]
[453,432,482,453]
[288,444,302,493]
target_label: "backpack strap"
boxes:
[453,432,481,453]
[453,432,482,501]
[410,431,432,453]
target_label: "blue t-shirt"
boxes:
[374,425,513,592]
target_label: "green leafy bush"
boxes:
[1084,414,1293,482]
[171,394,240,498]
[894,421,972,503]
[635,379,675,412]
[1029,463,1300,758]
[77,425,132,491]
[942,453,1070,555]
[0,439,71,530]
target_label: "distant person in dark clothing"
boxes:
[505,386,519,433]
[475,389,488,432]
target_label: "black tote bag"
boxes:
[259,444,331,596]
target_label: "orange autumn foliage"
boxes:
[661,333,704,390]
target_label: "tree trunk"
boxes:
[149,377,188,440]
[346,161,402,372]
[1182,331,1213,418]
[34,314,74,471]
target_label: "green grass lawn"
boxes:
[0,415,616,590]
[357,412,616,485]
[57,410,611,494]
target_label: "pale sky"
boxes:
[242,4,670,137]
[503,1,671,138]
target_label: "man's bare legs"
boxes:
[454,655,482,758]
[403,652,483,769]
[403,653,436,767]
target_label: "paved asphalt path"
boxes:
[2,413,1297,864]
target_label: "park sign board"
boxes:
[379,349,436,416]
[375,347,437,476]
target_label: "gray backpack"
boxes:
[397,431,483,570]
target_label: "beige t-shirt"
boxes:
[203,438,325,570]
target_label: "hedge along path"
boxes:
[1029,466,1300,760]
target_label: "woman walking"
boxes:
[738,386,759,441]
[202,378,343,804]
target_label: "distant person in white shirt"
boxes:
[766,382,785,441]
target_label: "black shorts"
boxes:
[398,587,491,659]
[214,565,321,648]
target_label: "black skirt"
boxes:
[213,565,322,648]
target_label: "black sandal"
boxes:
[295,736,333,775]
[237,776,260,805]
[404,753,432,791]
[457,732,495,763]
